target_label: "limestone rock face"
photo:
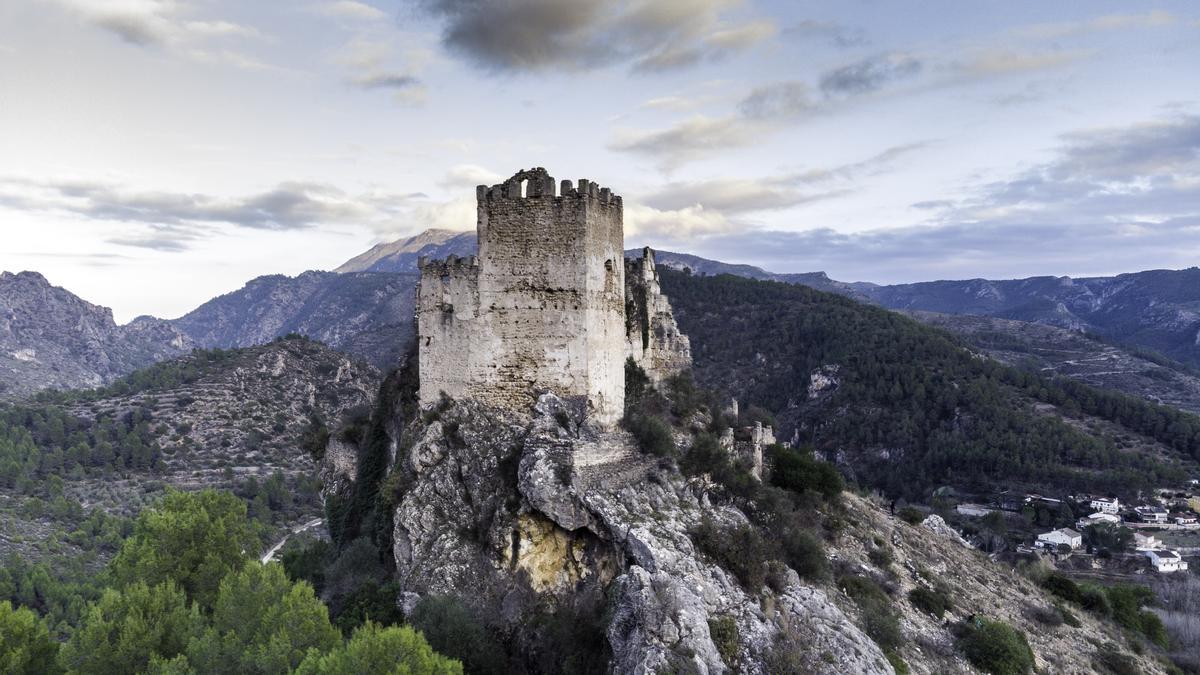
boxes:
[0,271,193,398]
[387,395,890,674]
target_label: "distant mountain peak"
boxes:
[335,229,476,274]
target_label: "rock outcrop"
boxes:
[385,395,890,674]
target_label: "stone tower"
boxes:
[417,168,627,426]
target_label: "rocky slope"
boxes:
[373,394,890,674]
[0,271,191,399]
[327,385,1171,674]
[0,337,379,566]
[171,270,418,369]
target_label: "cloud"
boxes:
[738,81,815,119]
[638,143,928,215]
[314,1,386,21]
[783,19,868,48]
[947,113,1200,223]
[609,115,761,170]
[625,203,733,239]
[56,0,268,67]
[696,113,1198,282]
[438,164,504,189]
[952,48,1083,77]
[410,0,774,74]
[819,52,923,96]
[1016,10,1176,41]
[334,36,428,102]
[0,176,425,250]
[687,216,1200,283]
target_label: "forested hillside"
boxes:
[662,270,1200,499]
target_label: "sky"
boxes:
[1,0,1199,322]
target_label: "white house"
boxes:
[1134,506,1169,524]
[1134,532,1163,550]
[1090,497,1120,514]
[1036,528,1082,550]
[1171,512,1198,526]
[1077,512,1121,530]
[1143,549,1190,573]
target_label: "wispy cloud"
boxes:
[1015,10,1176,41]
[0,176,428,251]
[819,52,922,96]
[333,36,429,103]
[55,0,271,69]
[783,19,868,48]
[312,1,386,21]
[609,115,761,170]
[410,0,775,74]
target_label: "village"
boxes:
[927,479,1200,576]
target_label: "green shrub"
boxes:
[1094,643,1139,675]
[909,586,949,619]
[897,507,924,525]
[779,528,828,581]
[868,546,894,569]
[1079,584,1112,617]
[1057,604,1081,628]
[628,415,676,458]
[957,618,1035,675]
[708,616,739,665]
[1042,574,1082,604]
[839,575,904,653]
[770,446,844,500]
[691,518,772,592]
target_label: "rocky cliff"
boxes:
[377,394,890,674]
[0,271,191,399]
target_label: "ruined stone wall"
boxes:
[418,168,626,426]
[416,255,479,405]
[625,248,693,383]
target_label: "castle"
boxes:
[417,168,689,426]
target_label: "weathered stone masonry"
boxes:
[418,168,627,426]
[417,168,691,427]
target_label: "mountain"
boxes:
[171,270,418,369]
[0,271,191,399]
[861,269,1200,368]
[911,311,1200,416]
[334,229,477,274]
[660,269,1200,499]
[332,229,869,298]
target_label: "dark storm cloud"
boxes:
[819,53,923,96]
[409,0,774,73]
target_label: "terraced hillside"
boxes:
[0,336,379,569]
[910,311,1200,416]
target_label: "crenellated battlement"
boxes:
[475,168,623,207]
[417,254,479,276]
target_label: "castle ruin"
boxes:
[417,168,689,427]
